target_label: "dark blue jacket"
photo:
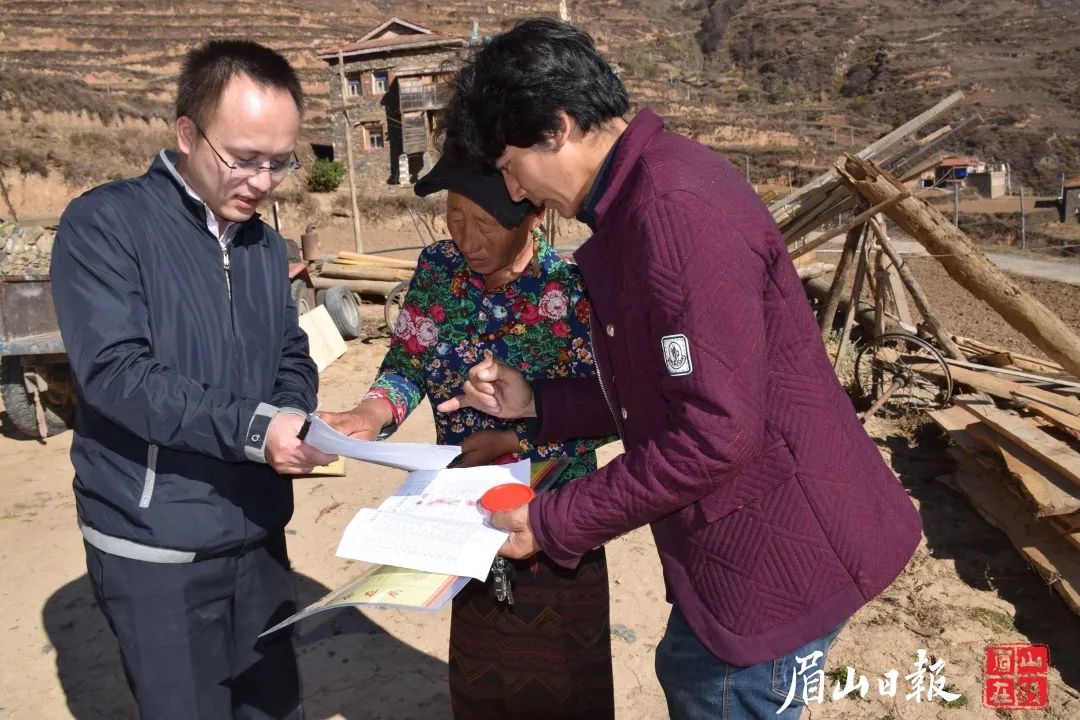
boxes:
[52,151,318,558]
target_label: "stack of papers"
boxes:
[302,415,461,471]
[335,460,532,580]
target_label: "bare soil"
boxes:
[3,301,1080,719]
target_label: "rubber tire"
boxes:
[290,278,316,316]
[384,280,409,333]
[320,285,361,340]
[1,356,74,438]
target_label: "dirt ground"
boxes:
[3,211,1080,718]
[3,297,1080,720]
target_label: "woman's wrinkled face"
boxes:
[445,191,532,277]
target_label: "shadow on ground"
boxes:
[883,421,1080,694]
[42,571,448,719]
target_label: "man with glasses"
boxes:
[51,39,334,719]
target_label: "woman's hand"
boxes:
[318,399,394,441]
[453,429,520,468]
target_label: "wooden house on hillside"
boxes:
[318,17,468,184]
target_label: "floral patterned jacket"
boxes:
[365,238,611,485]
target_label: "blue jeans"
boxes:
[655,607,844,720]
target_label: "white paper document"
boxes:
[336,460,531,580]
[303,415,460,471]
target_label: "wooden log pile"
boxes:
[771,92,1080,616]
[310,251,416,298]
[928,392,1080,615]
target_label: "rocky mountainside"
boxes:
[1,0,1077,210]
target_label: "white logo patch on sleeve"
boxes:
[661,334,693,376]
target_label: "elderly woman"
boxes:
[321,156,615,719]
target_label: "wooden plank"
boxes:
[943,358,1080,391]
[953,334,1067,375]
[298,305,346,372]
[958,413,1080,517]
[790,196,906,259]
[311,277,397,297]
[1049,520,1080,552]
[336,251,417,270]
[1053,510,1080,532]
[319,263,414,283]
[770,91,964,216]
[1010,394,1080,436]
[955,398,1080,489]
[905,357,1080,415]
[951,469,1080,616]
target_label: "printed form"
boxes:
[336,460,531,580]
[303,415,461,471]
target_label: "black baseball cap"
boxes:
[414,154,535,229]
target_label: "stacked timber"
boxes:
[928,386,1080,616]
[311,251,416,298]
[771,91,1080,616]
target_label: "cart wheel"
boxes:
[384,280,409,334]
[290,278,315,316]
[1,356,74,438]
[320,285,361,340]
[854,333,953,420]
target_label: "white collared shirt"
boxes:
[159,149,238,250]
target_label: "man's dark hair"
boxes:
[176,40,304,127]
[445,18,629,167]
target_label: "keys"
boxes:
[492,556,516,606]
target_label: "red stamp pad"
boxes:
[479,484,534,512]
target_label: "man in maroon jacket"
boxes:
[438,18,922,719]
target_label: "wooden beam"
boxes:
[770,91,964,217]
[337,50,364,254]
[838,155,1080,379]
[953,410,1080,517]
[952,335,1067,375]
[868,216,965,360]
[950,468,1080,616]
[819,225,864,344]
[310,276,397,297]
[790,196,904,260]
[907,357,1080,416]
[943,358,1080,392]
[318,263,414,283]
[833,235,869,368]
[955,398,1080,490]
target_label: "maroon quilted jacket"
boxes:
[529,108,922,666]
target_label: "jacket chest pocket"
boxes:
[696,439,798,523]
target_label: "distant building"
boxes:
[921,156,1006,198]
[318,18,467,184]
[967,168,1007,199]
[1064,176,1080,223]
[932,156,981,185]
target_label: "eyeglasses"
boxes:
[196,125,301,179]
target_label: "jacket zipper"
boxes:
[589,320,623,441]
[138,444,159,508]
[221,244,233,302]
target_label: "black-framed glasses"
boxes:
[196,125,301,179]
